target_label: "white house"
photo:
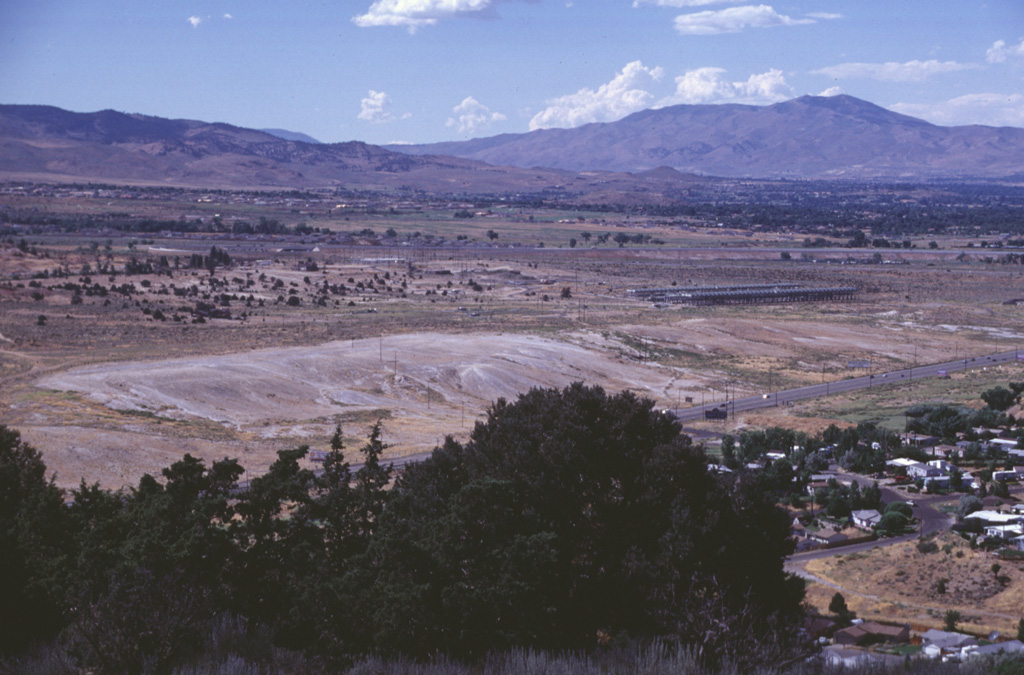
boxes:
[907,462,943,479]
[921,629,978,659]
[886,458,918,471]
[927,459,959,473]
[962,640,1024,660]
[923,475,951,489]
[989,438,1020,452]
[851,509,882,529]
[964,510,1024,536]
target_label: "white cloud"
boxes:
[987,38,1024,64]
[223,13,233,19]
[807,12,842,20]
[819,86,843,97]
[353,0,517,33]
[890,93,1024,128]
[633,0,741,7]
[658,67,794,105]
[811,59,975,82]
[445,97,506,135]
[673,5,814,35]
[358,90,410,123]
[529,61,664,130]
[188,15,202,28]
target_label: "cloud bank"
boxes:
[987,38,1024,64]
[633,0,739,7]
[446,97,506,134]
[659,67,793,105]
[673,5,814,35]
[358,91,410,123]
[890,94,1024,128]
[353,0,518,32]
[529,61,664,130]
[811,59,975,82]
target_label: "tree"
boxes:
[1017,617,1024,642]
[364,384,804,666]
[568,238,577,248]
[994,479,1011,499]
[956,494,983,520]
[352,421,392,541]
[0,426,68,654]
[877,511,909,535]
[828,592,854,623]
[486,229,499,240]
[982,386,1017,411]
[720,434,738,470]
[560,286,572,299]
[580,231,592,243]
[943,609,962,632]
[884,501,913,518]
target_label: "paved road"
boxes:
[671,349,1023,423]
[786,469,955,565]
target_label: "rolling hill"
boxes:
[391,95,1024,181]
[0,104,599,194]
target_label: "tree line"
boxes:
[0,384,806,673]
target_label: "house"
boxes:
[927,459,959,473]
[922,475,951,489]
[921,629,978,658]
[902,432,939,448]
[851,509,882,529]
[985,525,1023,539]
[988,438,1019,453]
[834,621,910,646]
[961,640,1024,660]
[886,457,918,472]
[809,527,847,546]
[963,510,1024,535]
[803,616,838,640]
[906,462,943,479]
[821,647,884,668]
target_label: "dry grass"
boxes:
[803,531,1024,636]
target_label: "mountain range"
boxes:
[393,95,1024,181]
[1,96,1022,197]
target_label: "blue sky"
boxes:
[1,1,1022,145]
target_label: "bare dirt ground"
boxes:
[3,225,1023,488]
[13,307,1018,489]
[23,331,698,485]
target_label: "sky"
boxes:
[1,1,1022,145]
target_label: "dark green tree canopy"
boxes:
[371,383,803,664]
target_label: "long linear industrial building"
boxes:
[628,283,858,306]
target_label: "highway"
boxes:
[671,348,1023,423]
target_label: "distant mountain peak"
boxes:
[391,94,1023,180]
